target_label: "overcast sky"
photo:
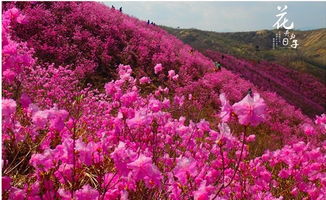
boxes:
[101,1,326,32]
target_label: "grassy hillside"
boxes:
[163,27,326,82]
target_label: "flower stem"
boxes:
[213,126,247,199]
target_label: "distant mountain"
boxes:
[163,27,326,82]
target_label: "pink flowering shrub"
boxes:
[3,62,325,199]
[205,50,326,117]
[2,3,325,200]
[248,142,326,199]
[175,70,322,152]
[315,114,326,131]
[2,7,33,84]
[5,1,213,83]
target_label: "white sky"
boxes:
[101,1,326,32]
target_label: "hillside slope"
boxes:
[205,50,326,117]
[4,1,318,146]
[164,27,326,116]
[163,27,326,82]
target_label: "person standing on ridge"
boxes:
[215,61,222,71]
[119,7,122,12]
[247,88,253,97]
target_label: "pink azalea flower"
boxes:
[154,63,163,74]
[315,113,326,131]
[278,169,291,179]
[168,70,176,79]
[148,98,162,112]
[76,140,103,166]
[53,138,74,164]
[174,95,185,107]
[111,142,137,176]
[168,175,182,200]
[172,74,179,81]
[58,189,72,200]
[16,14,26,24]
[127,109,152,129]
[54,164,73,184]
[118,64,132,76]
[20,93,32,108]
[4,4,326,199]
[2,176,11,190]
[102,173,119,189]
[120,91,138,107]
[2,98,16,118]
[103,189,120,200]
[162,98,171,108]
[173,157,197,185]
[232,93,266,126]
[32,107,68,131]
[104,81,118,96]
[198,119,210,132]
[154,89,161,96]
[119,107,135,119]
[27,182,42,200]
[30,149,55,171]
[27,103,39,115]
[246,134,256,142]
[48,109,69,131]
[303,123,315,136]
[7,7,20,19]
[315,113,326,125]
[193,181,214,200]
[75,184,99,200]
[127,154,162,187]
[9,187,26,200]
[163,87,169,94]
[217,123,235,143]
[3,41,18,55]
[3,69,16,83]
[120,191,129,200]
[139,76,151,84]
[32,110,49,128]
[290,187,299,196]
[260,170,272,182]
[49,117,65,131]
[219,93,232,122]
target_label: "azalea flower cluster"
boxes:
[205,50,326,117]
[4,1,212,83]
[174,69,324,153]
[2,7,33,84]
[2,3,326,200]
[3,62,325,199]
